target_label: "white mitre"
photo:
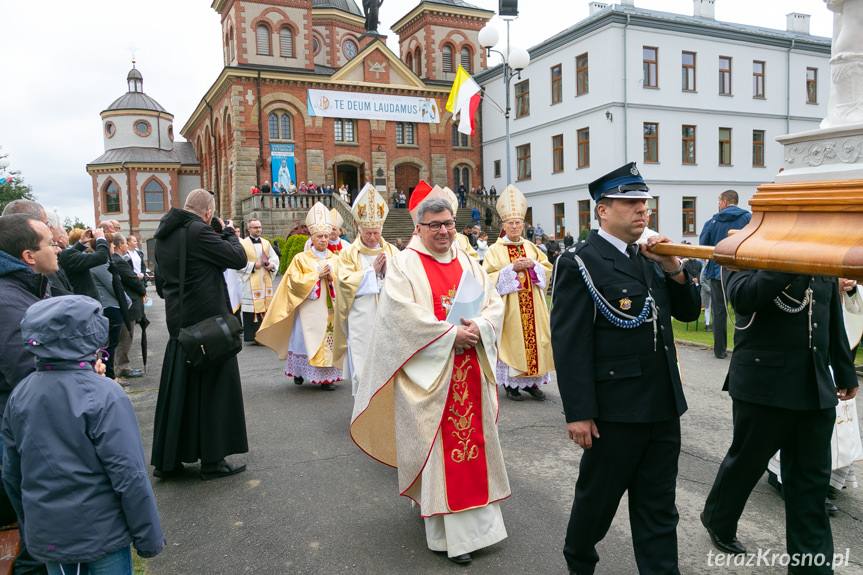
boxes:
[351,183,389,229]
[496,184,528,222]
[439,186,460,213]
[306,201,333,234]
[330,208,344,231]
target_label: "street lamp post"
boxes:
[478,23,530,187]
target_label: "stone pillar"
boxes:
[307,149,326,187]
[431,153,448,187]
[372,150,387,191]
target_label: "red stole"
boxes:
[506,244,539,376]
[327,241,342,254]
[417,251,489,512]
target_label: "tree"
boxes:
[0,171,36,215]
[63,217,87,233]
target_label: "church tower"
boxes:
[87,63,200,262]
[391,0,493,82]
[213,0,366,71]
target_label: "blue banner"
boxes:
[270,144,295,192]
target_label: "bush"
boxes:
[279,234,309,275]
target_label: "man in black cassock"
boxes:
[151,189,249,480]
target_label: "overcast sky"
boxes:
[0,0,833,227]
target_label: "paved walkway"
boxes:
[125,290,863,574]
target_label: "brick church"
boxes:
[88,0,493,250]
[193,0,493,217]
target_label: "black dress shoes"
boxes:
[153,463,183,479]
[825,499,839,517]
[701,511,746,554]
[504,387,524,401]
[200,460,246,481]
[294,376,304,385]
[320,383,336,391]
[524,386,546,401]
[448,553,471,564]
[119,369,143,378]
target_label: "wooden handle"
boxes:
[648,242,715,260]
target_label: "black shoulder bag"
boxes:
[176,223,243,368]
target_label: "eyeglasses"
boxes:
[30,242,59,251]
[419,220,456,232]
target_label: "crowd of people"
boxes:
[0,200,162,574]
[0,159,860,574]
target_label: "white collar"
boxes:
[312,247,328,259]
[597,228,631,256]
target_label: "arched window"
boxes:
[143,179,166,213]
[280,26,294,58]
[451,124,468,147]
[280,115,292,140]
[256,24,271,56]
[453,165,471,189]
[442,45,453,73]
[396,122,415,145]
[229,28,234,61]
[415,47,422,76]
[460,47,472,73]
[406,53,413,72]
[225,32,230,64]
[268,114,279,139]
[103,181,120,213]
[268,112,293,140]
[334,119,355,142]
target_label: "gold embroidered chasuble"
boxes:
[455,233,478,259]
[350,236,510,516]
[482,238,554,377]
[256,249,343,369]
[333,237,399,364]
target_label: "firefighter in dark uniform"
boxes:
[551,163,701,575]
[700,270,857,574]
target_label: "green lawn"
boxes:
[134,551,147,574]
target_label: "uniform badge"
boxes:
[619,297,632,311]
[630,165,639,176]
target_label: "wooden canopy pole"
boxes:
[647,179,863,281]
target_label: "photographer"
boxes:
[59,226,110,302]
[151,190,249,481]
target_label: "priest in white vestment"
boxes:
[407,180,478,259]
[350,198,509,565]
[239,218,279,342]
[334,184,399,395]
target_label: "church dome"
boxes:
[311,0,363,17]
[106,92,166,112]
[105,62,167,113]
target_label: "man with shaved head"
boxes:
[151,189,249,480]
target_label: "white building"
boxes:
[476,0,830,243]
